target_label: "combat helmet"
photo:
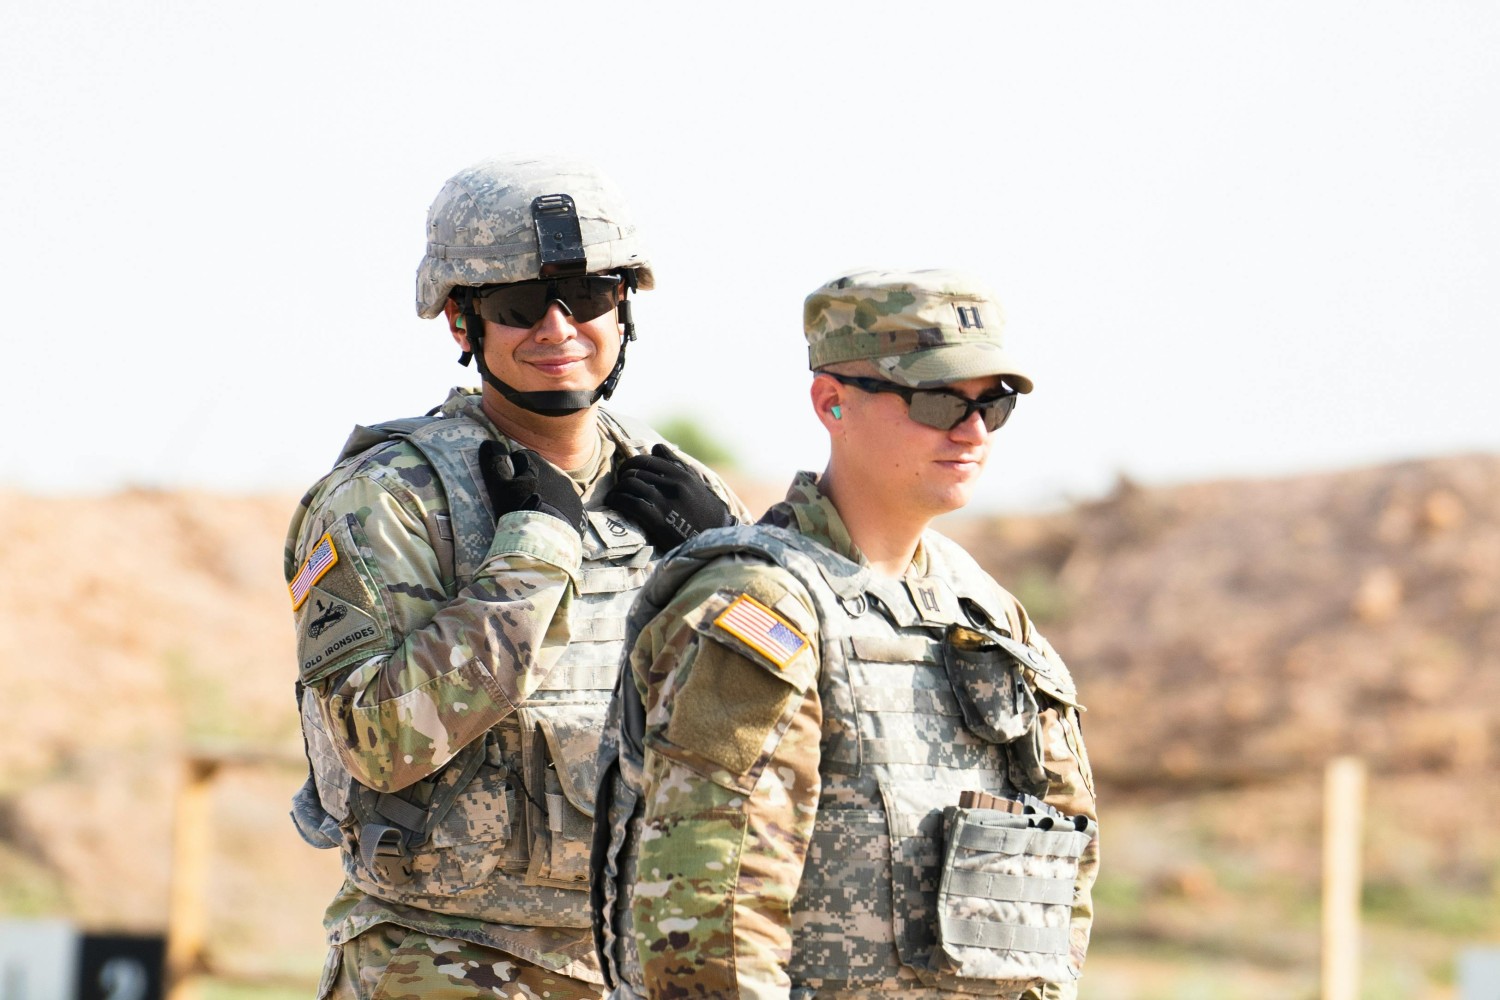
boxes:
[417,154,655,416]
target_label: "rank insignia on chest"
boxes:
[905,576,963,625]
[289,532,339,610]
[713,594,809,669]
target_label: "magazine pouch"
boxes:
[930,805,1093,985]
[942,625,1039,745]
[520,702,607,888]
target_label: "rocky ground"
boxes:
[2,454,1497,998]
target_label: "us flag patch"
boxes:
[713,594,808,669]
[289,532,339,610]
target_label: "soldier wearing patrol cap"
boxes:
[285,153,748,999]
[592,268,1099,999]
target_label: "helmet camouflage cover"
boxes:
[804,267,1033,393]
[416,154,655,319]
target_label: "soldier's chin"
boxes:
[938,479,980,514]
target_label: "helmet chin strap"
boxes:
[457,292,636,418]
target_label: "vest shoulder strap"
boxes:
[398,417,496,586]
[334,415,444,467]
[327,412,495,590]
[655,524,869,599]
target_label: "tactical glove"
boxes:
[478,440,585,537]
[606,444,736,551]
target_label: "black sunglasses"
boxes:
[825,373,1018,431]
[471,273,624,328]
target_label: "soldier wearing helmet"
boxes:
[285,154,748,999]
[593,269,1099,999]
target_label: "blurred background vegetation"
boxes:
[655,414,739,470]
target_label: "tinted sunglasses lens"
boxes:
[475,277,620,327]
[906,392,970,430]
[477,285,548,327]
[980,394,1017,431]
[906,391,1017,431]
[563,277,622,321]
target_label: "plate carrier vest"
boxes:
[292,407,684,927]
[592,524,1095,996]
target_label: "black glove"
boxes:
[606,444,736,551]
[477,440,585,537]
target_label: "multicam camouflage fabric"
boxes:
[286,388,746,984]
[323,924,604,1000]
[803,268,1034,392]
[593,472,1098,999]
[416,154,655,319]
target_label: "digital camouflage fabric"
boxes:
[803,268,1034,393]
[593,473,1098,999]
[286,388,747,992]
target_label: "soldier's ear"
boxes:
[444,299,471,353]
[810,373,845,433]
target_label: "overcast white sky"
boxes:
[2,1,1496,511]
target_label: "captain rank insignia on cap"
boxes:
[713,594,808,669]
[289,533,338,610]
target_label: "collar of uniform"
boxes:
[446,386,619,496]
[767,471,862,569]
[447,386,510,457]
[768,472,938,578]
[440,385,484,419]
[769,471,934,580]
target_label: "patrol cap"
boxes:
[415,153,654,319]
[804,268,1033,393]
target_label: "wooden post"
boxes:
[1322,756,1365,1000]
[166,757,220,1000]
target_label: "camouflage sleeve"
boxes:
[1022,626,1099,1000]
[290,471,580,793]
[629,559,823,1000]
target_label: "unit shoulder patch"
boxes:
[289,532,339,610]
[296,585,382,683]
[712,594,809,670]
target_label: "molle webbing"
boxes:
[942,920,1070,955]
[944,869,1074,907]
[953,820,1089,857]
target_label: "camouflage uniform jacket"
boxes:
[285,387,747,983]
[593,472,1098,999]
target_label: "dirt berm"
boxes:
[2,454,1496,995]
